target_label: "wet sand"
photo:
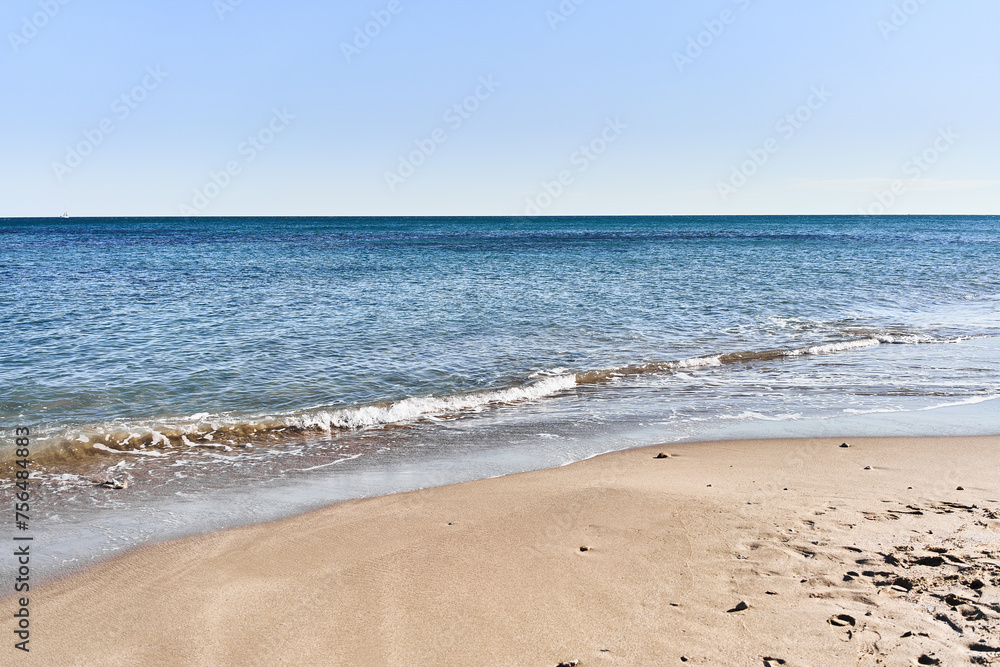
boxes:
[16,436,1000,666]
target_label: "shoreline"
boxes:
[14,436,1000,665]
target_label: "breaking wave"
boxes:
[8,332,974,466]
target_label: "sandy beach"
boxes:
[17,436,1000,666]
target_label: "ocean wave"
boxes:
[5,331,980,466]
[575,333,968,385]
[785,338,882,356]
[287,375,577,431]
[10,374,579,465]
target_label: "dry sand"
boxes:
[14,436,1000,666]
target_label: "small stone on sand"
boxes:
[579,546,590,552]
[864,466,872,470]
[956,486,964,490]
[840,442,850,448]
[728,601,749,612]
[655,452,672,459]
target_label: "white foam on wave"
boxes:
[674,355,723,369]
[780,332,962,359]
[719,411,803,422]
[875,333,941,344]
[841,394,999,417]
[528,367,570,378]
[785,338,882,357]
[92,443,168,457]
[297,453,364,472]
[292,375,578,432]
[842,407,903,416]
[916,394,1000,411]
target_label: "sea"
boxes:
[2,215,999,582]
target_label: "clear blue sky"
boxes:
[2,0,998,216]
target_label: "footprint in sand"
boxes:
[829,614,856,627]
[853,626,881,660]
[828,614,856,641]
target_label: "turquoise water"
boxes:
[3,215,1000,580]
